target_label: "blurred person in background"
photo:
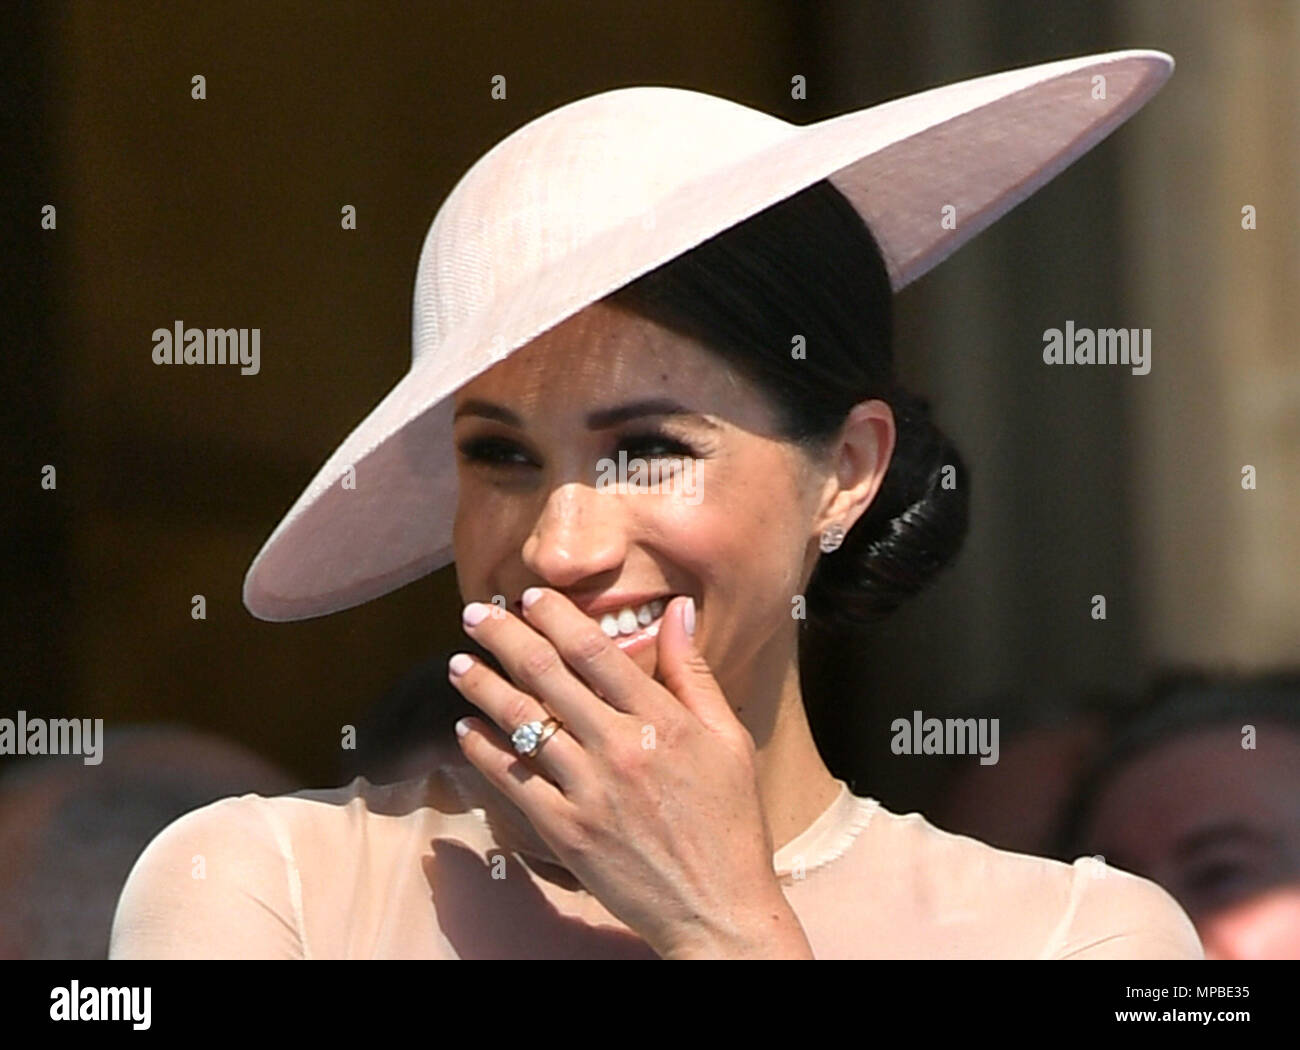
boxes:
[932,690,1126,858]
[1057,670,1300,960]
[0,725,294,958]
[339,652,479,785]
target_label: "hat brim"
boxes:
[243,48,1172,621]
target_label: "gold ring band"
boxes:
[527,717,562,758]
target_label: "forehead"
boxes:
[454,299,773,431]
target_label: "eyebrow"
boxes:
[1172,822,1274,861]
[452,397,720,431]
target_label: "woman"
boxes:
[109,50,1202,958]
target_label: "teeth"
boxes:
[597,597,675,637]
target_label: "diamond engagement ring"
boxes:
[511,716,561,758]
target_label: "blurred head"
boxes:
[934,701,1113,856]
[0,725,295,959]
[341,653,471,784]
[1060,671,1300,959]
[450,179,969,706]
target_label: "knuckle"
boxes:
[502,691,535,730]
[682,652,714,678]
[561,822,594,859]
[604,734,644,775]
[568,625,611,665]
[560,806,599,856]
[499,753,531,785]
[520,644,560,683]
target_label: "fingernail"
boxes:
[448,653,473,676]
[682,596,696,637]
[454,718,471,738]
[462,602,490,627]
[522,587,544,609]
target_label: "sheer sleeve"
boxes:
[1045,858,1204,960]
[108,795,306,959]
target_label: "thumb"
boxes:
[654,596,735,731]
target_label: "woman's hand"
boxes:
[447,587,813,959]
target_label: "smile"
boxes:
[511,593,691,656]
[597,597,669,638]
[594,596,687,654]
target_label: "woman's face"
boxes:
[450,298,888,700]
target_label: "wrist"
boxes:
[663,889,814,959]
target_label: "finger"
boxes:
[653,596,740,734]
[454,716,573,840]
[516,587,661,717]
[447,652,586,794]
[461,600,618,742]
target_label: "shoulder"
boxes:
[109,771,451,959]
[1049,857,1204,959]
[109,790,300,958]
[854,804,1201,958]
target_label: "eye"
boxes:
[1182,859,1260,910]
[456,437,533,469]
[455,429,702,472]
[618,431,698,460]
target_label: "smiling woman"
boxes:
[110,52,1205,959]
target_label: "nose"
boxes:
[521,481,627,588]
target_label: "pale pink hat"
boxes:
[244,48,1174,622]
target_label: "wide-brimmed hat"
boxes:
[243,48,1173,621]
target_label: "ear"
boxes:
[814,398,896,537]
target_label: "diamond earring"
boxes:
[819,522,845,553]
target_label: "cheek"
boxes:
[452,481,530,574]
[648,472,807,598]
[644,498,734,571]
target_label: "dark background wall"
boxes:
[7,1,1297,814]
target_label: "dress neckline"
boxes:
[439,758,876,882]
[773,779,878,880]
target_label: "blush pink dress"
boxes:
[108,754,1203,959]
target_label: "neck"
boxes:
[715,618,842,853]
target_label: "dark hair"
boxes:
[1054,667,1300,858]
[606,178,969,632]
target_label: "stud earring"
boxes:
[819,522,845,553]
